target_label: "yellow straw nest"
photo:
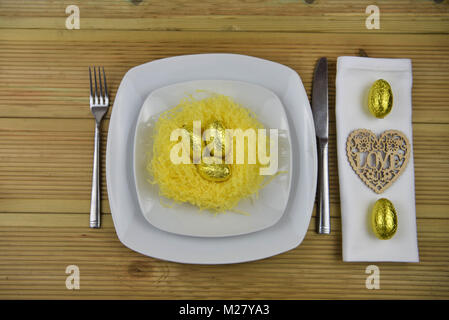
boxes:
[147,93,272,213]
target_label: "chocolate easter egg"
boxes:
[204,120,229,158]
[371,198,398,240]
[197,162,231,182]
[182,123,204,161]
[368,79,393,118]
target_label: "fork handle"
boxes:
[90,123,101,228]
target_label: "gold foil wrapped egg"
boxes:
[182,123,204,161]
[197,162,231,182]
[204,120,229,157]
[368,79,393,118]
[371,198,398,240]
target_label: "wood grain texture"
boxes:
[0,216,448,299]
[0,0,448,300]
[1,31,448,122]
[1,119,448,209]
[0,0,448,33]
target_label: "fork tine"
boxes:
[93,66,99,104]
[88,67,93,99]
[98,66,103,104]
[102,67,108,101]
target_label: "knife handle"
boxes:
[317,140,331,234]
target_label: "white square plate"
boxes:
[106,54,317,264]
[133,80,292,237]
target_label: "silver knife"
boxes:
[312,57,331,234]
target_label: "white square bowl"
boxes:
[133,80,293,237]
[106,54,317,264]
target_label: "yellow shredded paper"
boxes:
[147,93,275,213]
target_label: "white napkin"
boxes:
[335,56,419,262]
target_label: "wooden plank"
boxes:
[0,199,448,220]
[2,0,448,17]
[2,29,449,43]
[0,199,111,215]
[0,31,448,122]
[0,0,448,33]
[0,216,447,299]
[1,15,449,34]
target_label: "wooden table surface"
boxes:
[1,0,448,300]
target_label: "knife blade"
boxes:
[312,57,329,140]
[312,57,331,234]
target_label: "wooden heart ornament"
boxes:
[346,129,410,194]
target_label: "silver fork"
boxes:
[89,67,109,228]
